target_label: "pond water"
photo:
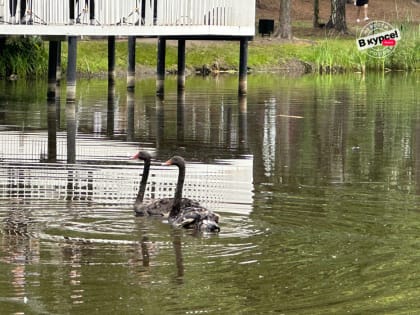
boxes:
[0,72,419,314]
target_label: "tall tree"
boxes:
[276,0,292,39]
[326,0,347,33]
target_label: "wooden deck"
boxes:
[0,0,255,38]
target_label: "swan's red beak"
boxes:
[130,152,140,160]
[163,159,172,166]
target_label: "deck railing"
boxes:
[0,0,255,31]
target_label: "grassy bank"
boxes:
[69,23,420,76]
[1,23,418,78]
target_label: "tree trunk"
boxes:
[326,0,347,33]
[313,0,320,27]
[277,0,292,39]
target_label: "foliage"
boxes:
[0,36,47,78]
[386,22,420,71]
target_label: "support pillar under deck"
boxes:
[177,39,186,92]
[156,38,166,96]
[238,38,249,95]
[66,36,77,164]
[66,36,77,101]
[108,36,116,84]
[47,40,59,100]
[127,36,136,91]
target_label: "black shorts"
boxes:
[356,0,368,6]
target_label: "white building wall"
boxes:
[0,0,255,37]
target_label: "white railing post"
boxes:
[0,0,4,23]
[156,0,164,25]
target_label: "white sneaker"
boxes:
[364,17,370,21]
[10,16,16,24]
[356,18,360,23]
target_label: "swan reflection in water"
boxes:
[132,151,220,233]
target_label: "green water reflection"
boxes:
[0,73,420,314]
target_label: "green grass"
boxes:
[59,24,420,76]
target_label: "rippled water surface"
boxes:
[1,73,420,314]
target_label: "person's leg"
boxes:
[153,0,157,24]
[9,0,17,23]
[356,6,361,22]
[364,4,369,20]
[69,0,80,23]
[89,0,94,23]
[19,0,26,20]
[69,0,74,19]
[141,0,146,25]
[9,0,17,17]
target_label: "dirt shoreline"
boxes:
[258,0,420,28]
[75,59,317,80]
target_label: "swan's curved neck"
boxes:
[170,163,185,217]
[135,159,151,205]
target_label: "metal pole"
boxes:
[238,38,248,95]
[127,36,136,91]
[56,41,62,85]
[156,37,166,95]
[108,36,116,84]
[66,36,77,164]
[177,39,186,92]
[66,36,77,101]
[47,40,58,101]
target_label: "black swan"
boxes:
[132,152,220,232]
[131,151,200,217]
[131,151,153,214]
[163,156,220,233]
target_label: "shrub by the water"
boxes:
[0,36,47,78]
